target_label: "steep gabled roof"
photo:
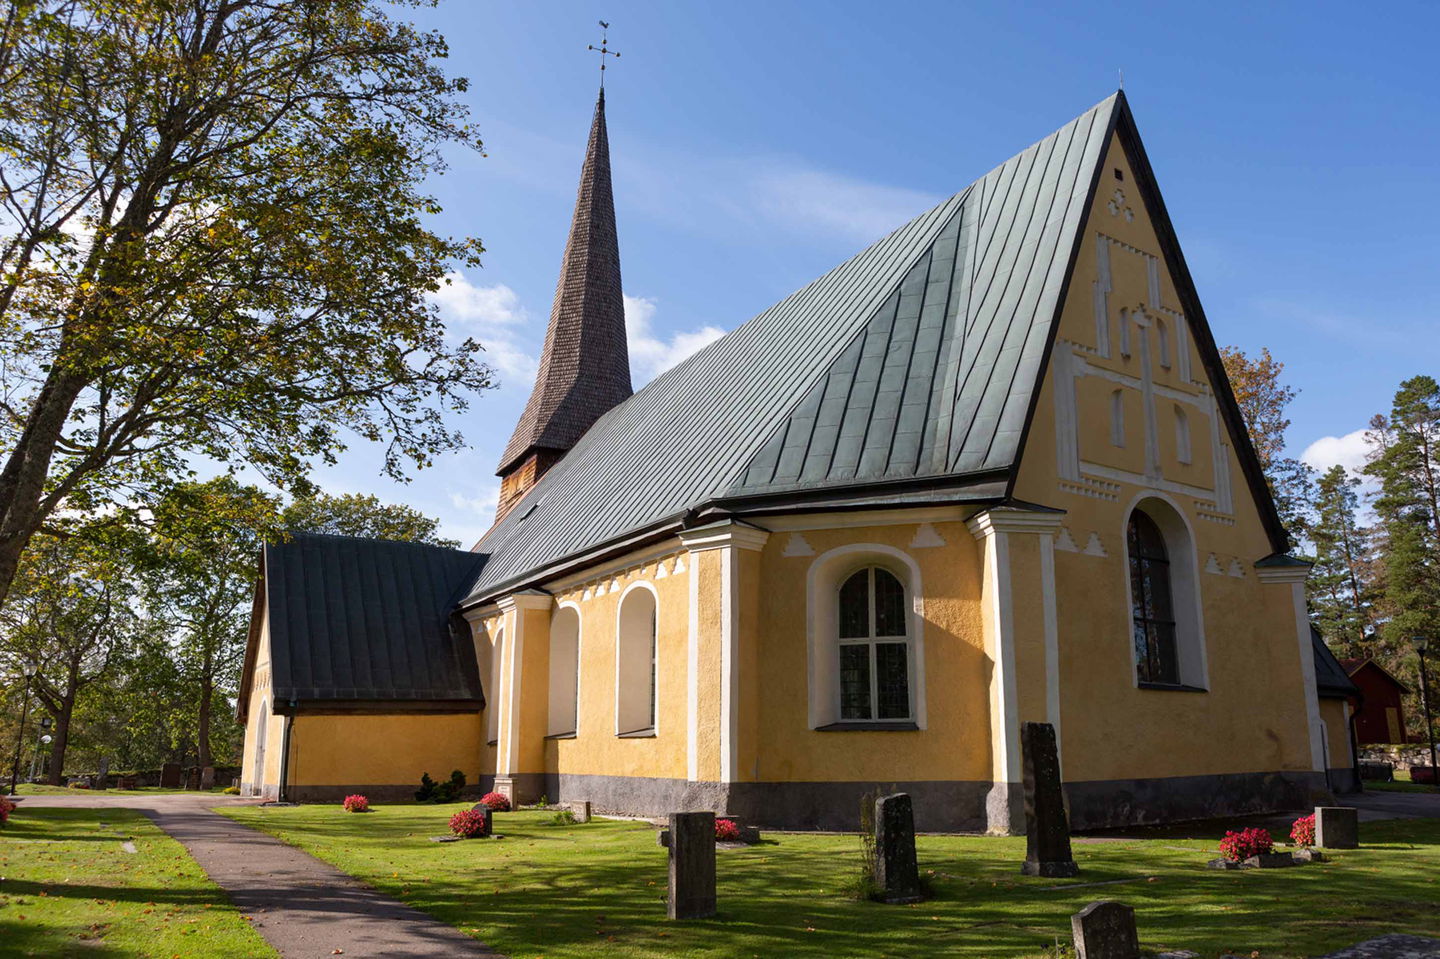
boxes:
[257,533,487,712]
[465,90,1289,603]
[1312,627,1360,699]
[1341,656,1412,694]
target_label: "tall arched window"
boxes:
[837,566,911,721]
[1128,511,1179,685]
[616,586,658,735]
[548,606,580,737]
[486,628,504,745]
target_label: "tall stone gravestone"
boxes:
[1020,721,1078,877]
[95,757,109,790]
[667,812,716,919]
[1315,806,1358,849]
[200,766,215,790]
[159,762,181,789]
[872,793,924,904]
[1071,900,1139,959]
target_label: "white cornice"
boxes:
[1254,565,1311,585]
[496,589,553,613]
[966,507,1066,539]
[678,520,771,553]
[755,505,972,531]
[539,536,686,596]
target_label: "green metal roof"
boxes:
[464,95,1120,601]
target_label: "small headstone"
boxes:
[1242,852,1296,869]
[429,835,462,843]
[159,763,181,788]
[667,811,717,920]
[184,766,201,790]
[1206,858,1241,870]
[567,800,591,823]
[1020,721,1078,877]
[95,758,109,790]
[736,824,761,844]
[1292,848,1325,863]
[1071,900,1140,959]
[1315,806,1358,849]
[464,805,493,837]
[872,793,924,904]
[200,766,215,790]
[117,775,137,790]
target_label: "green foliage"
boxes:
[1219,345,1314,542]
[0,0,491,605]
[414,769,467,803]
[282,492,459,547]
[548,808,578,826]
[1309,464,1378,657]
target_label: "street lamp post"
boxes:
[1417,637,1439,790]
[8,664,36,798]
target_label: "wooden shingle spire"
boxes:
[496,88,631,519]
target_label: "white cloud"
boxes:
[1301,428,1370,474]
[748,165,941,245]
[430,272,537,384]
[450,484,500,517]
[624,294,725,384]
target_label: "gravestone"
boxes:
[117,776,138,790]
[1315,806,1358,849]
[466,803,494,837]
[184,766,201,790]
[567,800,591,823]
[1071,900,1140,959]
[159,762,181,788]
[200,766,215,790]
[666,811,717,919]
[95,757,109,790]
[872,793,924,904]
[1020,721,1078,877]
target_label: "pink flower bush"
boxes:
[1290,814,1315,847]
[1219,826,1274,862]
[715,818,741,842]
[450,808,490,838]
[0,796,14,826]
[478,791,511,812]
[342,794,369,813]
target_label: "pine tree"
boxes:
[1308,464,1376,657]
[1363,376,1440,661]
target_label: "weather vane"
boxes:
[588,20,620,88]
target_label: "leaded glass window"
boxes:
[1128,511,1179,685]
[837,567,911,721]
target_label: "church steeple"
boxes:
[495,88,631,520]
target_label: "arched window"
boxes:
[1174,405,1192,464]
[251,697,268,794]
[548,606,580,736]
[837,567,912,721]
[486,628,504,745]
[616,586,657,735]
[1128,511,1179,685]
[1110,390,1125,447]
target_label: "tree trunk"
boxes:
[197,675,212,769]
[45,691,75,786]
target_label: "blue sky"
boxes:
[305,1,1439,546]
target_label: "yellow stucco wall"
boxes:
[1011,131,1315,783]
[1320,698,1352,771]
[288,712,483,787]
[239,616,286,792]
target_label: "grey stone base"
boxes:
[1328,766,1362,794]
[1064,770,1329,830]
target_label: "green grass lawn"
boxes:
[0,806,275,958]
[220,803,1440,959]
[1366,768,1440,794]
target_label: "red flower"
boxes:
[1218,827,1274,861]
[0,797,14,826]
[715,818,741,842]
[450,808,491,838]
[342,794,369,813]
[1290,814,1315,847]
[478,791,511,812]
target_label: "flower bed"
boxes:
[1219,827,1273,862]
[478,791,511,812]
[1290,814,1315,847]
[342,794,369,813]
[449,808,491,838]
[0,797,14,826]
[716,818,741,842]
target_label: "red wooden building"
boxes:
[1341,658,1412,745]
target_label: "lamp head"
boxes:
[1418,636,1431,655]
[39,734,52,745]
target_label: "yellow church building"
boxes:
[237,89,1358,832]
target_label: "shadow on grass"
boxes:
[0,921,129,959]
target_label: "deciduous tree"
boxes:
[282,491,458,547]
[0,0,491,607]
[1220,345,1314,541]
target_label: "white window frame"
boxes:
[547,603,582,737]
[806,544,927,729]
[1121,493,1210,690]
[614,581,660,736]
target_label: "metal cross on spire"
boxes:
[588,20,620,88]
